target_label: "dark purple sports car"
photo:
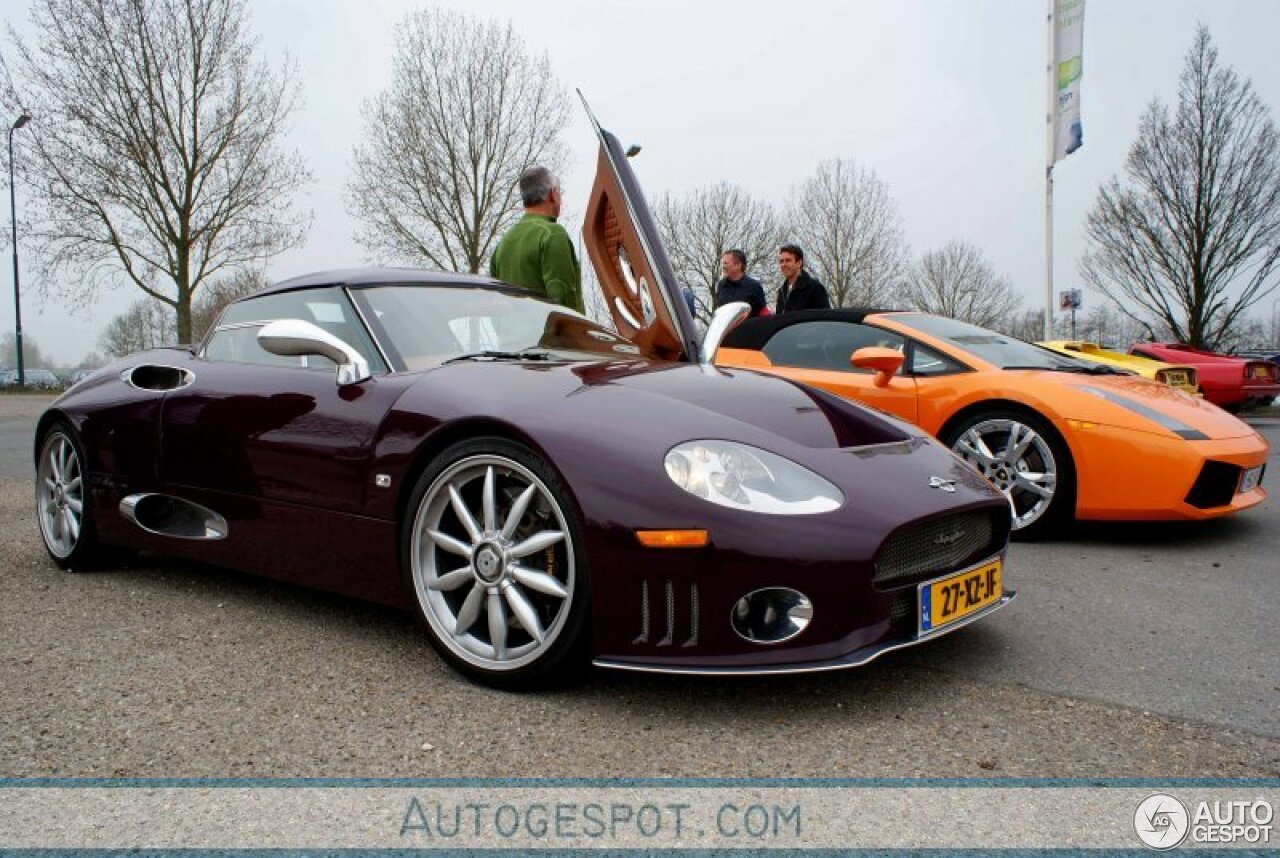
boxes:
[34,114,1013,688]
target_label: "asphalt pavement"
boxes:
[1,394,1276,778]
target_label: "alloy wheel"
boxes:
[410,454,576,672]
[951,418,1057,530]
[37,432,85,558]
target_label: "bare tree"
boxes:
[1080,27,1280,349]
[99,298,178,357]
[787,159,908,308]
[0,0,312,342]
[996,308,1047,342]
[77,350,108,370]
[1212,316,1266,353]
[653,182,784,320]
[2,331,49,368]
[190,268,266,341]
[901,241,1021,328]
[347,9,568,274]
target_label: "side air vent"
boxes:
[633,578,699,648]
[121,365,195,392]
[119,494,228,540]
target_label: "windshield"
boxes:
[354,285,647,371]
[889,313,1087,370]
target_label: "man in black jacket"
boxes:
[714,249,767,316]
[774,244,831,313]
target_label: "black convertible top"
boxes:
[720,308,902,351]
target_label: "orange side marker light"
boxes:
[635,529,710,548]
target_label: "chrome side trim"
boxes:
[592,591,1015,677]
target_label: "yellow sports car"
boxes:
[1039,341,1199,395]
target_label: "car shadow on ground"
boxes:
[79,551,969,714]
[1042,512,1268,549]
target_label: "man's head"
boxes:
[721,249,746,281]
[519,166,561,218]
[779,244,804,282]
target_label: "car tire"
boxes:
[942,409,1075,541]
[35,421,133,571]
[403,437,590,690]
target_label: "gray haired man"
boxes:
[490,166,583,313]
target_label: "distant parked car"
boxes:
[1038,341,1200,395]
[21,369,65,390]
[68,368,98,387]
[1,368,63,389]
[1129,343,1279,410]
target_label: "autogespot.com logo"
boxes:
[1134,793,1190,850]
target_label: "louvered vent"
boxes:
[634,578,700,648]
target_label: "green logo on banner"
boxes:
[1057,57,1082,89]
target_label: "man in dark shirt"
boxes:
[774,243,831,313]
[713,249,767,316]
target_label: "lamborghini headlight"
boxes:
[663,440,843,514]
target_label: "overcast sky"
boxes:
[4,0,1279,365]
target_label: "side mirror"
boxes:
[257,319,372,386]
[852,346,904,388]
[699,301,752,367]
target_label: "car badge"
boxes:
[375,474,392,488]
[928,476,957,493]
[934,529,966,546]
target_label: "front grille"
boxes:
[633,578,700,648]
[1185,461,1242,509]
[873,509,1006,590]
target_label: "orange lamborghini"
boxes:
[716,310,1269,538]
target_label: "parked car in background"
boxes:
[1,368,63,389]
[1129,342,1279,410]
[68,368,98,387]
[716,311,1269,538]
[1039,341,1199,395]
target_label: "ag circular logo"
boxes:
[1134,793,1190,850]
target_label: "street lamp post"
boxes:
[9,112,31,388]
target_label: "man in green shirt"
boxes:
[490,166,584,313]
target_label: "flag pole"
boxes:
[1044,0,1056,340]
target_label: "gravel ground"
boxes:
[2,475,1277,779]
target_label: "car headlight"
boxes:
[663,440,843,514]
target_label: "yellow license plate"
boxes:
[1251,366,1271,380]
[919,559,1002,633]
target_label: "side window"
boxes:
[762,321,905,373]
[204,287,387,373]
[908,342,967,376]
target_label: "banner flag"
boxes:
[1051,0,1085,161]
